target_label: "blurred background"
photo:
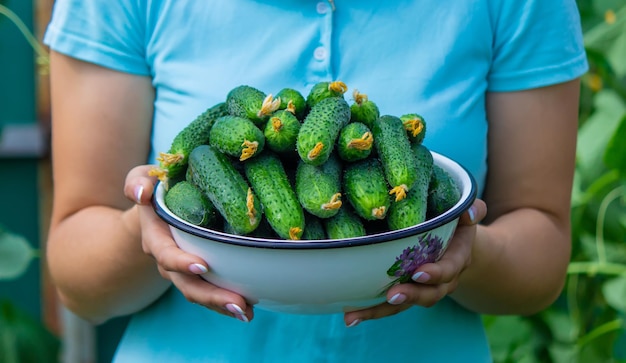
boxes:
[1,0,625,362]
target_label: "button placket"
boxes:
[316,2,329,14]
[310,0,334,79]
[313,47,327,61]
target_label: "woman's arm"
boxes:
[46,51,168,323]
[450,79,579,314]
[47,51,252,324]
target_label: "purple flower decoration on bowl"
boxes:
[380,233,445,294]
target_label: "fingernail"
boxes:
[189,263,208,274]
[412,271,431,283]
[388,293,407,305]
[346,319,362,328]
[468,206,477,224]
[225,303,249,323]
[134,185,144,204]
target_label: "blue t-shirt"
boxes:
[44,1,588,362]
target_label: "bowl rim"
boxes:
[152,151,477,250]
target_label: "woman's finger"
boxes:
[410,224,475,285]
[169,272,254,323]
[343,301,410,327]
[458,198,487,226]
[124,164,159,205]
[138,204,210,276]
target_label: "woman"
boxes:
[44,0,587,361]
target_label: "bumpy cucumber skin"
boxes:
[187,145,261,235]
[223,217,278,239]
[164,181,217,227]
[296,97,351,166]
[324,206,366,240]
[305,81,346,110]
[276,88,307,120]
[372,115,419,198]
[337,122,373,162]
[400,113,427,144]
[427,164,461,218]
[226,85,269,126]
[387,144,434,230]
[244,152,305,240]
[295,154,343,219]
[350,99,380,130]
[302,213,327,240]
[161,102,228,180]
[264,110,301,154]
[343,158,391,221]
[209,115,265,160]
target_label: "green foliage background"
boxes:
[484,1,626,362]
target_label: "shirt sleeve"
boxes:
[487,0,589,91]
[43,0,150,76]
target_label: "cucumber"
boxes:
[324,205,366,240]
[164,180,218,228]
[209,115,265,161]
[223,216,278,239]
[244,152,305,240]
[336,122,373,162]
[276,88,307,120]
[387,144,433,230]
[371,115,419,202]
[187,145,261,235]
[301,213,327,240]
[427,164,461,218]
[343,158,390,220]
[295,154,343,219]
[296,96,351,166]
[350,90,380,129]
[150,102,228,188]
[263,110,301,154]
[400,113,427,144]
[226,85,280,126]
[305,80,348,110]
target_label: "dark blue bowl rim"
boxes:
[152,156,477,250]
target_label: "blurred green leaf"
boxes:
[484,315,540,363]
[603,275,626,312]
[0,227,36,280]
[549,343,578,363]
[580,234,626,264]
[585,4,626,57]
[543,309,577,343]
[0,301,60,363]
[577,90,626,185]
[604,114,626,175]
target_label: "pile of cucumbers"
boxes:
[153,81,460,241]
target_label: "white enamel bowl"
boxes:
[153,151,476,315]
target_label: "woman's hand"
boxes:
[343,199,487,327]
[124,165,254,323]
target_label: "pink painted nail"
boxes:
[468,205,477,224]
[189,263,208,274]
[388,293,407,305]
[225,303,249,323]
[134,185,144,204]
[411,271,431,283]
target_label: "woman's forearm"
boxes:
[451,207,571,315]
[47,205,170,323]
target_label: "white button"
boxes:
[313,47,327,61]
[316,2,329,14]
